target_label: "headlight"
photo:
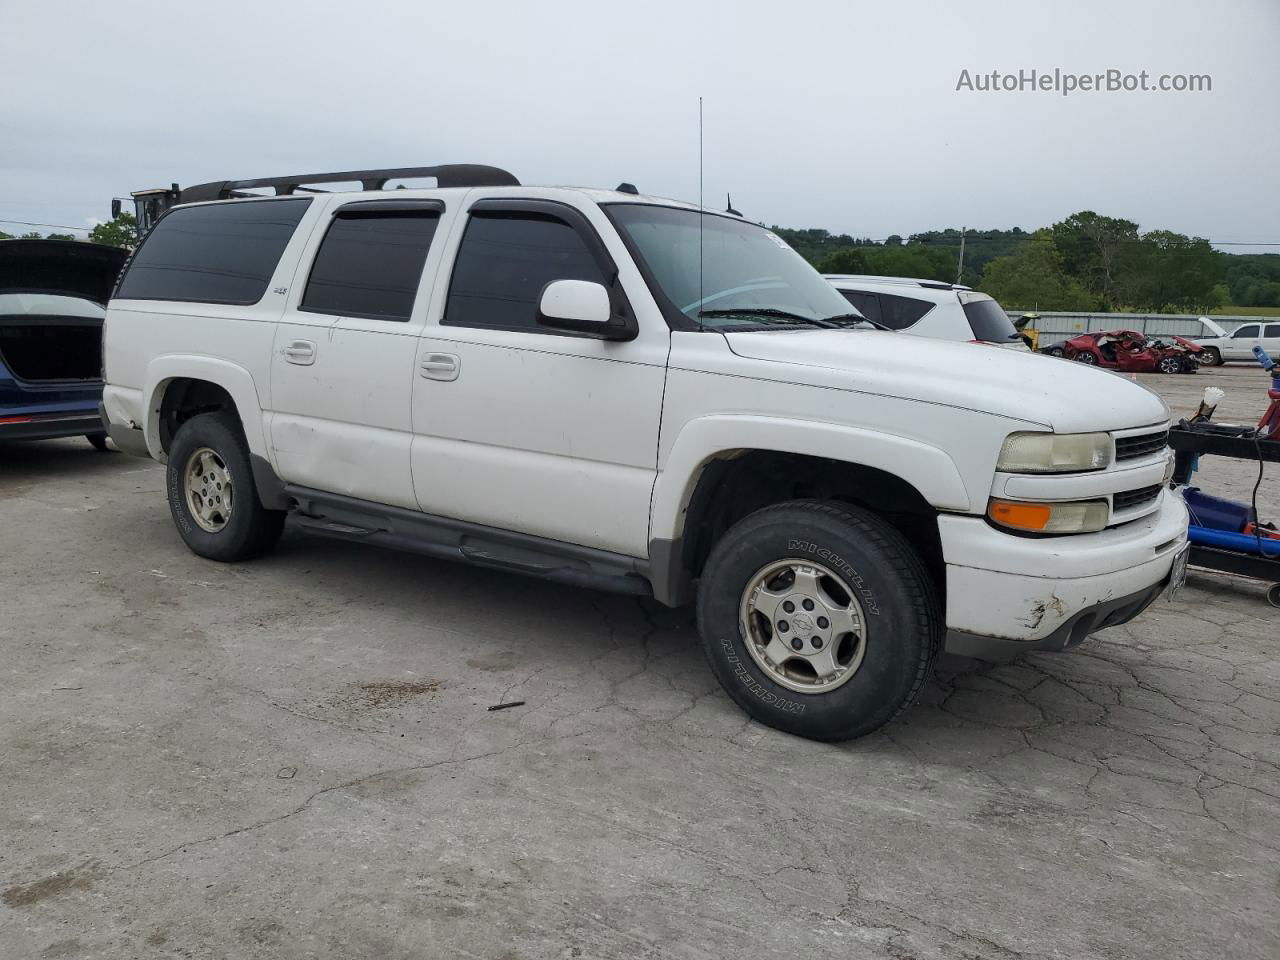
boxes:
[997,432,1111,473]
[988,498,1109,534]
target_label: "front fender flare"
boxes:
[649,415,971,547]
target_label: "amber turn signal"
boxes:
[987,498,1109,534]
[989,500,1052,531]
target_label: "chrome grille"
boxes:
[1115,430,1169,462]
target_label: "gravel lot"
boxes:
[2,364,1277,960]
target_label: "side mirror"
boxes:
[537,279,633,340]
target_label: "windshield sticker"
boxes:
[764,232,790,249]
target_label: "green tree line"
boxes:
[0,213,140,248]
[774,211,1279,313]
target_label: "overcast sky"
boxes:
[3,0,1277,250]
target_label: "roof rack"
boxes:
[823,274,971,291]
[179,164,519,204]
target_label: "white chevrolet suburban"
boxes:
[100,164,1189,742]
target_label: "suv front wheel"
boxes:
[697,500,941,741]
[166,412,285,561]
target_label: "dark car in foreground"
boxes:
[0,239,128,448]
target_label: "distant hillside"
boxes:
[771,215,1276,314]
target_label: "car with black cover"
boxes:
[0,239,128,447]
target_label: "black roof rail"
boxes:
[179,164,519,204]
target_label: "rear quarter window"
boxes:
[960,296,1019,342]
[838,290,881,325]
[114,198,311,305]
[837,289,935,330]
[878,293,934,330]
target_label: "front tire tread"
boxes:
[697,499,942,741]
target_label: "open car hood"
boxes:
[0,239,129,305]
[1197,316,1227,338]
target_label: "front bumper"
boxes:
[946,581,1166,658]
[940,491,1187,658]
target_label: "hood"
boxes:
[1198,316,1227,338]
[0,239,129,305]
[724,330,1169,433]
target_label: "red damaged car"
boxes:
[1063,329,1202,374]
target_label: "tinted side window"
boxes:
[961,298,1020,342]
[1233,324,1259,339]
[301,211,439,321]
[839,290,881,325]
[444,213,607,331]
[1265,324,1280,338]
[115,199,310,304]
[878,293,934,330]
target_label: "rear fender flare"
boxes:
[143,355,269,464]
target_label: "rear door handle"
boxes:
[282,340,316,365]
[419,353,460,381]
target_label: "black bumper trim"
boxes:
[0,412,105,442]
[945,579,1166,659]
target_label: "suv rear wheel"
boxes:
[696,500,941,741]
[166,412,285,561]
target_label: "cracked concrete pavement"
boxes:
[1,365,1278,959]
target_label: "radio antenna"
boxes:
[698,95,704,332]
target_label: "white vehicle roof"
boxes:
[169,166,753,223]
[823,275,982,305]
[181,183,731,217]
[0,291,104,318]
[824,274,973,290]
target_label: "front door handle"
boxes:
[419,353,460,381]
[282,340,316,365]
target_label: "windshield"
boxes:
[958,294,1021,343]
[605,204,858,330]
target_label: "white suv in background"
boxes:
[824,274,1027,349]
[1194,317,1280,366]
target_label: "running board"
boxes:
[287,486,652,597]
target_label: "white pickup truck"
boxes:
[100,164,1188,741]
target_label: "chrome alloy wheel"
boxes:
[739,559,868,694]
[184,447,234,533]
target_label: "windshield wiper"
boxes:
[697,308,839,329]
[820,312,887,330]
